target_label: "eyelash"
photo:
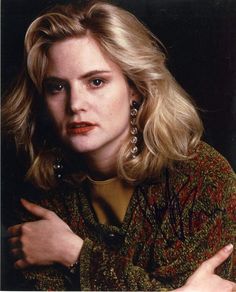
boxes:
[44,77,106,95]
[89,78,105,89]
[44,83,66,95]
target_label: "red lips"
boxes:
[66,122,96,135]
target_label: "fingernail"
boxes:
[224,243,233,253]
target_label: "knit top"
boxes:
[5,142,236,290]
[86,176,134,225]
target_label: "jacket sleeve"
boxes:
[79,238,171,291]
[153,146,236,287]
[78,148,236,290]
[7,172,236,291]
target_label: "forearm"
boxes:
[79,238,172,291]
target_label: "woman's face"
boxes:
[44,36,137,159]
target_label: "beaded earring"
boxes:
[130,100,140,158]
[53,150,64,179]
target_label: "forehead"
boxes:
[46,35,121,77]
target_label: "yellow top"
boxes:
[86,177,134,225]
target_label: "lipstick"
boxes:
[67,122,96,135]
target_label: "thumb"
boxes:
[201,244,234,273]
[20,198,53,219]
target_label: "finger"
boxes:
[20,198,53,219]
[14,258,30,269]
[8,236,22,249]
[202,244,234,273]
[225,280,236,291]
[7,224,22,237]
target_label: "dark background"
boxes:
[2,0,236,170]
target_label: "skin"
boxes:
[44,35,139,179]
[7,35,236,291]
[8,199,83,268]
[173,244,236,292]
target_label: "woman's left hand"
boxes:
[8,199,83,269]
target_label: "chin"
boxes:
[68,142,99,154]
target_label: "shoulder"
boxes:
[174,141,235,187]
[145,141,235,210]
[166,142,236,215]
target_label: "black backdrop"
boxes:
[2,0,236,170]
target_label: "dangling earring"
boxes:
[53,149,64,180]
[130,100,140,158]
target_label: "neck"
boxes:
[82,149,118,181]
[66,136,127,180]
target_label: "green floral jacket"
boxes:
[4,142,236,290]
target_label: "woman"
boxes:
[2,1,236,291]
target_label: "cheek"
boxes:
[116,92,130,116]
[105,99,129,120]
[46,101,65,127]
[108,87,130,113]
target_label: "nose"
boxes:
[67,83,88,114]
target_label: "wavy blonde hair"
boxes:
[2,1,203,189]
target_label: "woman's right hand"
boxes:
[174,244,236,292]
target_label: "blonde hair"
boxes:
[2,1,203,189]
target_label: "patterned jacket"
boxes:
[3,142,236,290]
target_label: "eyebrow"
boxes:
[80,70,112,79]
[44,70,112,82]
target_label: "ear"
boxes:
[129,86,141,105]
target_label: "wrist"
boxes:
[67,259,80,274]
[58,232,84,267]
